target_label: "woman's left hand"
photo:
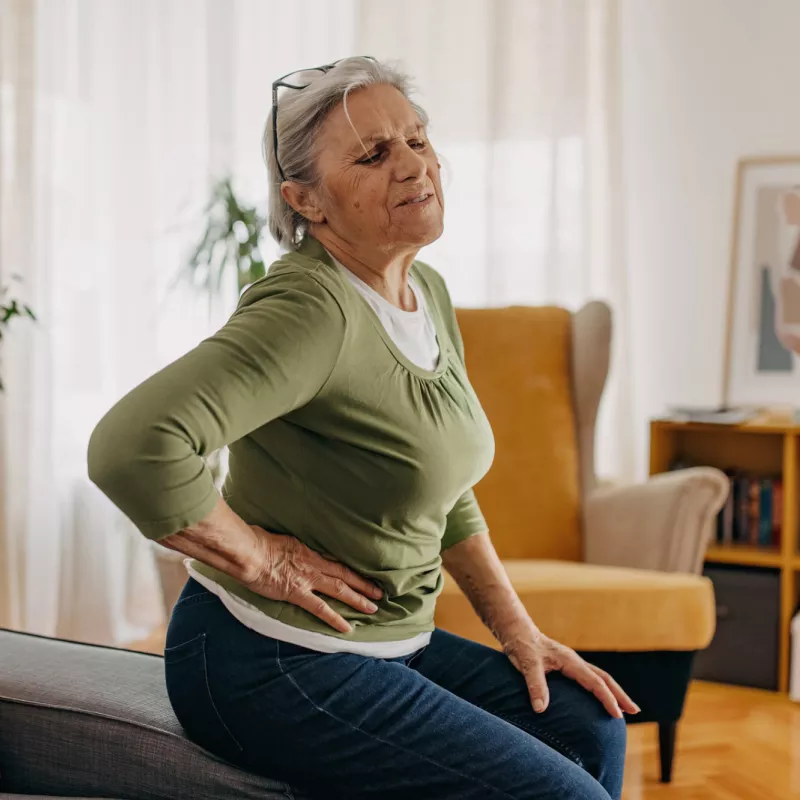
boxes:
[505,631,640,719]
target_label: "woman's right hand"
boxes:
[240,525,384,633]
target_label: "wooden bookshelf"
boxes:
[704,544,782,567]
[650,418,800,693]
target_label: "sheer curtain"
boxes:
[357,0,632,484]
[0,0,631,643]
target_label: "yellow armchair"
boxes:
[435,301,728,783]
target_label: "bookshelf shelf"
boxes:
[650,419,800,693]
[704,544,782,567]
[653,418,800,435]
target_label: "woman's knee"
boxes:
[588,712,627,766]
[576,712,626,798]
[547,676,626,795]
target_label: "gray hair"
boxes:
[263,56,429,250]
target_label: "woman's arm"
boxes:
[441,533,541,655]
[87,270,343,541]
[159,494,261,582]
[88,269,382,630]
[442,533,638,718]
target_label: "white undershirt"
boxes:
[186,255,441,657]
[333,255,441,371]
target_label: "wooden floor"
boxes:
[128,630,800,798]
[623,681,800,799]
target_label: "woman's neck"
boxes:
[312,229,419,311]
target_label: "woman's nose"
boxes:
[393,144,427,183]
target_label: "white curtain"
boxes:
[0,0,632,642]
[357,0,632,483]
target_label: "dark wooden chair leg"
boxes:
[658,721,677,783]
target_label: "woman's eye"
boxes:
[357,150,385,166]
[410,139,427,150]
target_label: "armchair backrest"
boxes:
[455,302,611,561]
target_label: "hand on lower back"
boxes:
[240,526,384,633]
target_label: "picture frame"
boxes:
[723,155,800,408]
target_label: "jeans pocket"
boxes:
[164,632,206,663]
[164,632,244,759]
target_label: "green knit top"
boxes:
[88,235,495,642]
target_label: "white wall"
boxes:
[620,0,800,474]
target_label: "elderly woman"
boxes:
[88,56,634,800]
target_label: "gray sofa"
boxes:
[0,627,309,799]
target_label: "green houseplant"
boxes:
[175,176,269,486]
[0,276,37,391]
[178,175,268,300]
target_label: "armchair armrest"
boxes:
[583,467,729,574]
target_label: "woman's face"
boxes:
[303,83,444,254]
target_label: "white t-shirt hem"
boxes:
[184,560,432,658]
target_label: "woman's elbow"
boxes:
[86,412,147,494]
[87,419,124,491]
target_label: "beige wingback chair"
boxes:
[434,301,728,783]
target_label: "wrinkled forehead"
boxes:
[320,84,426,154]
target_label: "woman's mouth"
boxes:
[398,192,434,208]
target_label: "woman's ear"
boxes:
[281,182,325,223]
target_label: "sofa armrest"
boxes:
[583,467,729,574]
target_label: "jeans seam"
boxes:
[472,702,584,768]
[173,592,215,611]
[274,641,518,800]
[176,597,217,611]
[200,633,244,753]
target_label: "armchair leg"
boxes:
[658,721,677,783]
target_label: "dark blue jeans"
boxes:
[164,578,626,799]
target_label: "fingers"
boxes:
[524,659,550,713]
[312,552,384,600]
[314,575,379,615]
[289,589,352,634]
[560,657,623,719]
[589,664,640,715]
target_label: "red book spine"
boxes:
[748,479,761,545]
[772,478,783,549]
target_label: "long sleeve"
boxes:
[87,269,345,541]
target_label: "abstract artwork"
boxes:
[724,157,800,407]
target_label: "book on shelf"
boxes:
[662,405,800,427]
[718,472,782,549]
[674,460,782,550]
[759,479,773,547]
[734,474,749,543]
[748,479,761,545]
[665,406,759,425]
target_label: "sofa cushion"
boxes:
[435,559,716,651]
[0,628,308,800]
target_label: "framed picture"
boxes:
[723,155,800,407]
